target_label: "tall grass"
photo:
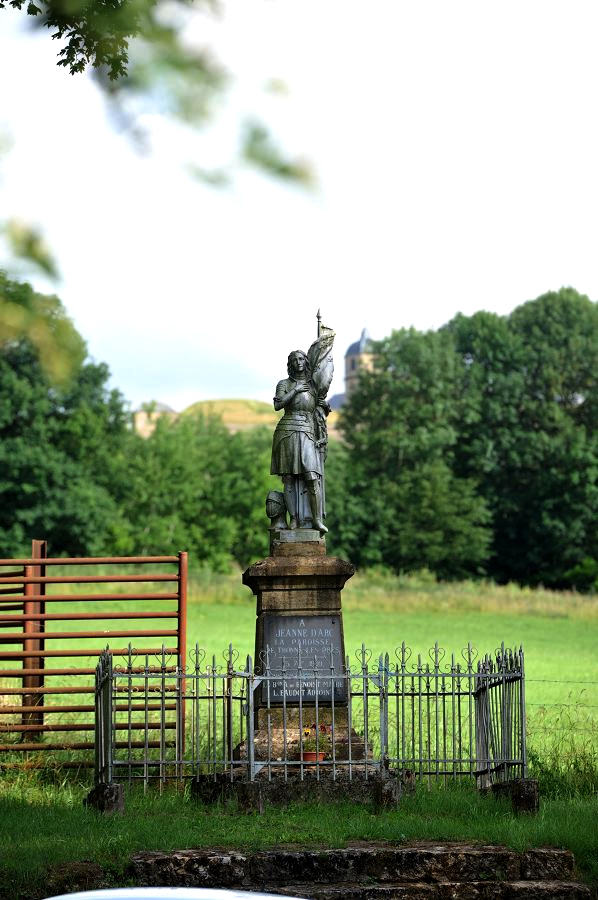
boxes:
[527,699,598,798]
[1,774,597,897]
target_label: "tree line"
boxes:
[0,271,276,569]
[1,271,596,590]
[330,286,598,591]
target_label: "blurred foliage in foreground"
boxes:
[0,0,314,185]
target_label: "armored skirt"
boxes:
[270,379,323,477]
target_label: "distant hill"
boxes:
[182,398,340,435]
[182,399,279,432]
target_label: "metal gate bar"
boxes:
[0,541,187,761]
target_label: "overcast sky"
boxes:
[1,1,597,410]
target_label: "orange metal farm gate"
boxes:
[0,541,187,763]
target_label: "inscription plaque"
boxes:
[260,614,347,704]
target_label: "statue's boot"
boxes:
[284,481,298,530]
[308,479,328,534]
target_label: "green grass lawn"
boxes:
[182,568,598,722]
[0,779,597,897]
[9,568,596,769]
[1,570,597,896]
[25,566,598,719]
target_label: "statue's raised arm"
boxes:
[268,318,335,536]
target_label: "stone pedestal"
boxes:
[242,534,355,758]
[243,534,354,689]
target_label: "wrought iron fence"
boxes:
[95,642,526,788]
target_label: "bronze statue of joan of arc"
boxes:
[270,322,335,535]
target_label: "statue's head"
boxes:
[287,350,310,378]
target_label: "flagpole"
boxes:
[315,309,325,529]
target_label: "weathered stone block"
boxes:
[190,773,228,804]
[84,782,124,814]
[236,781,265,814]
[491,778,539,814]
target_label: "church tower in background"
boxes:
[330,328,374,410]
[344,328,374,397]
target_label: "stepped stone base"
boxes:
[129,844,590,899]
[25,843,591,899]
[191,768,403,810]
[283,882,589,898]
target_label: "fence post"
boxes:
[360,645,370,777]
[344,652,352,779]
[94,654,102,784]
[21,539,47,738]
[246,654,255,781]
[465,643,474,779]
[176,651,185,782]
[226,644,234,779]
[379,653,389,767]
[177,551,188,759]
[476,654,495,790]
[106,651,113,784]
[519,645,527,778]
[87,650,125,813]
[96,650,114,784]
